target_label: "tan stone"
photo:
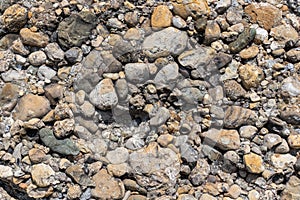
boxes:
[239,64,264,89]
[0,83,19,106]
[157,134,174,147]
[151,5,172,28]
[244,153,264,174]
[270,24,299,44]
[172,0,210,19]
[20,28,49,47]
[107,163,130,177]
[28,148,46,164]
[66,165,94,187]
[67,184,82,199]
[239,46,259,59]
[288,135,300,149]
[31,164,55,187]
[245,3,282,30]
[1,4,27,32]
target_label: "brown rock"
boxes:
[245,3,282,30]
[172,0,210,19]
[13,94,51,121]
[1,4,27,32]
[226,184,241,199]
[151,5,172,28]
[66,165,94,187]
[239,64,264,89]
[204,20,221,44]
[280,105,300,125]
[128,195,147,200]
[201,129,240,150]
[31,163,55,187]
[28,148,46,164]
[44,84,64,105]
[239,46,259,59]
[288,135,300,149]
[0,83,19,106]
[243,153,265,174]
[92,169,125,199]
[270,24,299,44]
[20,28,49,47]
[157,134,174,147]
[107,163,130,177]
[224,106,258,128]
[67,184,82,199]
[224,80,246,100]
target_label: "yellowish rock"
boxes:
[172,0,210,19]
[239,64,265,89]
[288,135,300,149]
[239,46,259,59]
[243,153,265,174]
[151,5,172,28]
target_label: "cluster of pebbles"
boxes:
[0,0,300,199]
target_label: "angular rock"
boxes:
[38,128,80,156]
[45,43,64,62]
[28,148,46,164]
[189,159,210,186]
[280,106,300,125]
[0,165,13,178]
[66,165,94,187]
[172,0,210,19]
[53,119,75,138]
[270,24,298,44]
[20,28,49,47]
[204,20,221,44]
[37,65,57,81]
[125,63,150,84]
[13,94,51,121]
[143,27,188,59]
[92,169,125,199]
[281,176,300,200]
[201,128,240,151]
[65,47,83,64]
[224,106,258,128]
[149,107,170,127]
[239,64,264,89]
[0,83,19,106]
[229,28,256,53]
[112,39,138,63]
[224,80,246,100]
[154,62,179,89]
[239,125,257,139]
[263,134,282,150]
[286,49,300,63]
[0,50,16,72]
[57,11,97,49]
[89,78,118,110]
[271,153,297,169]
[151,5,172,28]
[1,4,27,32]
[243,153,265,174]
[239,46,259,59]
[288,134,300,149]
[180,143,199,163]
[31,163,55,187]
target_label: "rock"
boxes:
[79,101,95,118]
[286,49,300,63]
[254,27,268,44]
[180,143,199,163]
[37,65,57,81]
[239,125,257,139]
[288,134,300,149]
[11,38,30,55]
[280,106,300,125]
[226,184,241,199]
[115,79,129,100]
[151,5,172,28]
[20,28,49,47]
[263,134,282,150]
[245,3,282,30]
[271,154,297,169]
[92,169,125,199]
[53,119,75,138]
[128,195,147,200]
[31,163,55,187]
[125,137,145,150]
[28,51,47,66]
[0,165,13,178]
[67,185,82,199]
[44,84,64,105]
[107,163,130,177]
[45,43,64,62]
[201,128,240,150]
[13,94,51,121]
[1,4,27,32]
[154,62,179,89]
[57,11,97,48]
[270,24,298,44]
[224,80,246,100]
[157,134,174,147]
[178,194,197,200]
[172,16,187,29]
[125,63,150,84]
[172,0,210,19]
[243,153,265,174]
[281,176,300,200]
[38,128,80,156]
[0,83,19,106]
[0,50,15,72]
[224,106,258,128]
[65,47,83,64]
[89,78,118,110]
[229,28,256,53]
[239,46,259,59]
[112,39,137,63]
[28,148,46,164]
[106,147,129,165]
[248,190,260,200]
[204,20,221,44]
[189,159,210,186]
[215,0,231,13]
[149,107,170,127]
[66,165,94,186]
[239,64,264,89]
[143,27,188,59]
[200,194,217,200]
[275,139,290,153]
[281,76,300,97]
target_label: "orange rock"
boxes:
[151,5,172,28]
[244,153,265,174]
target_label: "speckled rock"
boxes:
[45,43,64,62]
[28,51,47,66]
[66,165,95,187]
[125,63,150,84]
[172,0,210,19]
[281,76,300,97]
[244,153,265,174]
[224,80,246,100]
[31,163,55,187]
[151,5,172,28]
[224,106,258,128]
[20,28,49,47]
[239,64,264,89]
[106,147,129,165]
[271,153,297,169]
[281,176,300,200]
[229,28,256,53]
[1,4,27,32]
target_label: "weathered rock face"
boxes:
[243,153,265,174]
[13,94,51,121]
[1,4,27,32]
[281,176,300,200]
[57,11,97,49]
[224,106,258,128]
[245,3,282,30]
[239,64,264,89]
[20,28,49,47]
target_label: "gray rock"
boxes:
[37,65,56,81]
[1,69,25,82]
[45,43,64,62]
[115,79,129,100]
[125,63,150,84]
[112,39,138,63]
[179,87,205,109]
[281,176,300,199]
[143,27,188,59]
[125,137,145,150]
[65,47,83,63]
[281,76,300,97]
[38,128,80,156]
[154,62,179,89]
[263,134,282,150]
[180,143,199,163]
[239,125,257,139]
[57,11,97,48]
[0,50,15,72]
[149,107,170,127]
[189,159,210,186]
[271,153,296,169]
[28,50,47,66]
[224,106,258,128]
[106,147,129,164]
[89,78,118,110]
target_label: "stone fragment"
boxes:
[150,107,170,127]
[180,143,199,163]
[143,27,188,59]
[229,28,256,53]
[288,135,300,149]
[26,183,53,199]
[224,80,246,100]
[11,38,30,55]
[66,165,94,187]
[125,63,150,84]
[28,148,46,164]
[280,106,300,125]
[270,24,298,44]
[286,49,300,63]
[224,106,258,128]
[92,169,125,199]
[226,184,241,199]
[0,83,19,106]
[67,185,82,199]
[189,159,210,186]
[115,79,128,100]
[172,16,187,29]
[1,4,27,32]
[248,190,260,200]
[172,0,210,19]
[239,125,257,139]
[244,153,265,174]
[0,50,16,72]
[107,163,130,177]
[204,20,221,44]
[106,147,129,165]
[28,51,47,66]
[200,194,217,200]
[282,76,300,97]
[0,165,13,178]
[281,176,300,200]
[201,128,240,150]
[112,39,137,63]
[263,134,282,150]
[151,5,172,28]
[13,94,51,121]
[53,119,75,138]
[239,64,264,89]
[245,3,282,30]
[57,11,97,48]
[65,47,83,64]
[37,65,57,81]
[38,128,79,156]
[239,46,259,59]
[271,154,297,169]
[20,28,49,47]
[45,43,64,62]
[44,84,64,104]
[89,78,118,110]
[154,62,179,89]
[31,163,55,187]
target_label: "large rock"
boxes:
[243,153,265,174]
[13,94,51,121]
[1,4,27,32]
[20,28,49,47]
[0,83,19,106]
[31,163,55,187]
[143,27,188,59]
[239,64,264,89]
[270,24,298,44]
[172,0,210,19]
[57,11,97,49]
[89,78,118,110]
[154,62,179,89]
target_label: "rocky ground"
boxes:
[0,0,300,199]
